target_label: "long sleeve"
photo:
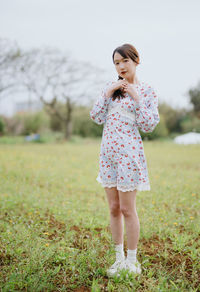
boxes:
[89,82,112,125]
[134,86,160,133]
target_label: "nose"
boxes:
[119,63,125,69]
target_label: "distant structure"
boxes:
[15,100,43,114]
[174,132,200,145]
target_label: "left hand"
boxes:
[121,82,139,101]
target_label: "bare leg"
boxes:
[104,187,124,245]
[118,189,140,249]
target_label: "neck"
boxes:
[126,75,139,84]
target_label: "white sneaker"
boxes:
[125,258,142,275]
[106,257,126,277]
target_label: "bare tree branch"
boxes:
[0,39,108,139]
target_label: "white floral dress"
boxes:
[89,80,160,192]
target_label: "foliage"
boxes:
[0,116,5,135]
[0,141,199,291]
[188,81,200,116]
[72,106,103,137]
[158,102,187,133]
[2,101,200,139]
[180,115,200,133]
[45,102,67,132]
[2,110,50,135]
[140,113,169,140]
[0,132,65,144]
[22,112,47,135]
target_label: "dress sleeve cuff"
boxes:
[134,97,146,111]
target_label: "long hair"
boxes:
[111,44,140,101]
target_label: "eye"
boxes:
[124,59,128,62]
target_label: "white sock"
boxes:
[127,248,137,262]
[115,243,125,261]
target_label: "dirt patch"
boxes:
[0,247,14,266]
[69,224,110,251]
[74,286,91,292]
[140,234,199,287]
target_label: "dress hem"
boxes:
[96,175,151,192]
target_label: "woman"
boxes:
[90,43,160,277]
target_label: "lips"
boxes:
[121,71,127,74]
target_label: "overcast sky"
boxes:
[0,0,200,116]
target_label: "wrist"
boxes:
[105,89,113,98]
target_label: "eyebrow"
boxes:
[114,57,128,63]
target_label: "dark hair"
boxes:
[111,44,140,101]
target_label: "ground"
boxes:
[0,138,199,291]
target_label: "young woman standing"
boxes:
[90,43,160,277]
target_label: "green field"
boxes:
[0,138,199,291]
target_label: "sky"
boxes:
[0,0,200,116]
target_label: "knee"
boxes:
[120,206,134,217]
[109,202,121,217]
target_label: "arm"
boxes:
[134,86,160,133]
[89,82,112,125]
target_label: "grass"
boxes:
[0,137,199,291]
[0,132,65,144]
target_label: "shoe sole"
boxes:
[106,266,127,278]
[107,271,121,278]
[125,267,142,275]
[107,269,141,278]
[124,261,142,275]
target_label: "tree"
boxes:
[187,81,200,118]
[158,102,187,133]
[0,38,22,101]
[16,46,105,139]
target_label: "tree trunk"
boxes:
[65,97,73,140]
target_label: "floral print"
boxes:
[89,80,160,192]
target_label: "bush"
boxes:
[71,106,170,139]
[0,116,5,135]
[46,102,67,132]
[72,106,103,137]
[22,112,46,135]
[180,115,200,133]
[140,113,169,140]
[3,110,50,135]
[2,115,24,135]
[158,102,187,133]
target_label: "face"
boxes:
[113,51,138,83]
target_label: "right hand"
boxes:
[105,79,128,98]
